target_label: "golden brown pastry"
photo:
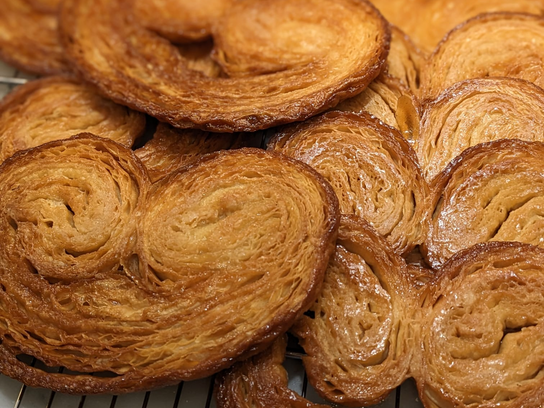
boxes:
[424,139,544,269]
[411,0,544,53]
[291,215,417,406]
[386,26,425,96]
[269,111,430,256]
[215,335,328,408]
[0,76,145,162]
[133,0,233,43]
[24,0,60,13]
[0,139,340,394]
[0,0,69,75]
[416,242,544,408]
[60,0,390,132]
[135,123,260,182]
[418,77,544,181]
[421,13,544,100]
[335,74,420,143]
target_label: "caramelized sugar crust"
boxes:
[0,139,339,394]
[417,242,544,408]
[292,216,418,406]
[60,0,390,132]
[269,111,430,256]
[424,139,544,269]
[0,76,145,162]
[418,77,544,182]
[0,0,69,75]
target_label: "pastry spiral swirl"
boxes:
[0,0,68,75]
[0,76,145,163]
[215,335,327,408]
[291,215,417,406]
[421,13,544,100]
[269,111,430,256]
[417,77,544,181]
[135,123,259,183]
[424,139,544,269]
[0,139,339,394]
[417,242,544,408]
[60,0,390,132]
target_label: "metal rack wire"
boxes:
[0,60,423,408]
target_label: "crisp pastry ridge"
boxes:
[0,0,69,75]
[423,138,544,269]
[0,76,146,163]
[420,12,544,100]
[335,73,420,144]
[269,110,430,256]
[0,138,339,394]
[60,0,390,132]
[291,215,418,406]
[418,77,544,181]
[416,242,544,408]
[135,122,259,183]
[214,335,328,408]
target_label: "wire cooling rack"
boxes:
[0,60,423,408]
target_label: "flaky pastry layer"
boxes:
[60,0,389,132]
[0,76,145,162]
[0,138,339,394]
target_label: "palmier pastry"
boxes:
[0,139,340,394]
[0,76,145,162]
[0,0,68,75]
[133,0,233,44]
[135,123,259,182]
[215,335,327,408]
[291,215,417,406]
[411,0,544,53]
[60,0,390,132]
[421,13,544,100]
[335,74,420,143]
[385,26,424,96]
[416,242,544,408]
[424,139,544,269]
[269,111,430,256]
[418,77,544,181]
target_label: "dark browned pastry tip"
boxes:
[215,335,328,408]
[0,0,69,75]
[421,13,544,100]
[135,122,260,183]
[0,142,339,394]
[418,77,544,182]
[133,0,233,44]
[416,242,544,408]
[60,0,390,132]
[335,73,420,143]
[0,76,146,162]
[423,138,544,269]
[269,110,430,256]
[291,215,417,406]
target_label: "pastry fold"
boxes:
[0,76,145,162]
[421,13,544,100]
[416,242,544,408]
[215,335,327,408]
[135,123,259,183]
[0,139,339,394]
[291,215,417,406]
[0,0,68,75]
[418,77,544,181]
[60,0,389,132]
[424,139,544,269]
[269,111,430,256]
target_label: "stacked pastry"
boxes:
[0,0,544,407]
